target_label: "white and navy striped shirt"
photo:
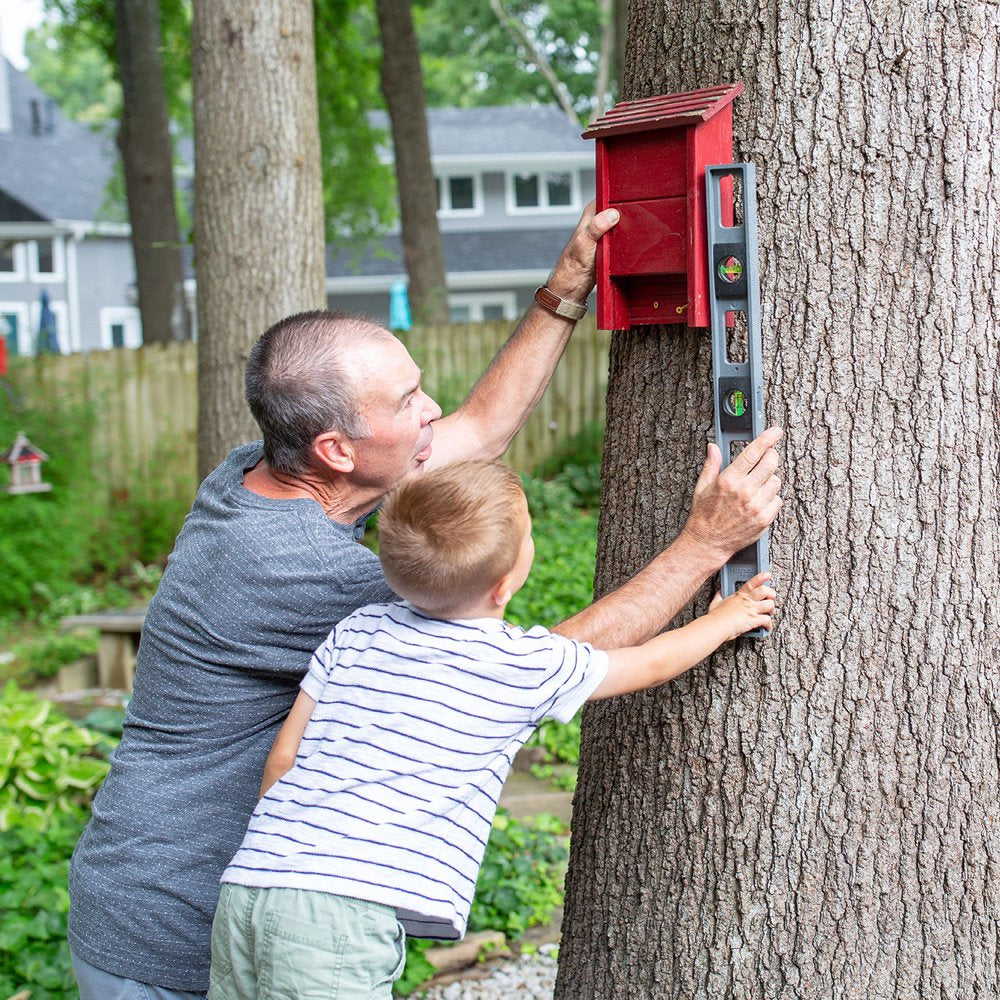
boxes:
[221,601,608,939]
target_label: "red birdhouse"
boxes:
[582,82,743,330]
[2,431,53,494]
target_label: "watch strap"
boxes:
[533,284,588,321]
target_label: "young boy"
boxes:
[208,460,775,999]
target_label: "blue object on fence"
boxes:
[37,289,61,354]
[389,281,412,331]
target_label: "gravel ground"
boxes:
[418,944,558,1000]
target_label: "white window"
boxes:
[28,237,65,282]
[435,174,483,217]
[448,292,517,323]
[99,306,143,349]
[0,303,29,356]
[507,170,579,214]
[28,298,68,354]
[0,240,26,282]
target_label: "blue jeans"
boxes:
[71,948,207,1000]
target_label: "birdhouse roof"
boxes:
[582,82,744,140]
[1,431,49,464]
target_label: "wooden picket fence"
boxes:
[6,319,610,498]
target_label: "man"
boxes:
[69,203,782,998]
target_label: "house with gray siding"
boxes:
[1,49,594,351]
[328,106,596,323]
[0,57,138,355]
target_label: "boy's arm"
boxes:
[260,690,317,797]
[589,574,775,700]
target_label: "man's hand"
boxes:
[683,426,783,566]
[546,200,620,303]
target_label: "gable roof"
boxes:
[0,58,116,223]
[326,226,574,284]
[370,105,591,161]
[2,431,50,464]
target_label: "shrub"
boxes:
[0,388,187,618]
[0,818,82,1000]
[533,421,604,509]
[509,476,596,631]
[0,397,103,614]
[529,712,582,766]
[0,682,114,831]
[8,629,99,682]
[0,684,116,1000]
[468,810,568,938]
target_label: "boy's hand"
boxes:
[707,572,776,639]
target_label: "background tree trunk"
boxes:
[114,0,191,345]
[557,2,999,997]
[375,0,449,325]
[192,0,326,479]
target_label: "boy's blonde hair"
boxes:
[378,459,527,615]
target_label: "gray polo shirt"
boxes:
[68,442,395,991]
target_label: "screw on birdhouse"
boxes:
[1,431,53,494]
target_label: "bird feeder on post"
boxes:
[2,431,53,494]
[582,82,743,331]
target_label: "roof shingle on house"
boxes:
[0,57,115,223]
[326,227,573,280]
[370,104,589,159]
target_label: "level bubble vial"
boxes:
[718,255,744,283]
[724,388,746,417]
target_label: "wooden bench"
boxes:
[61,609,147,691]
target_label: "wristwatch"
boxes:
[533,284,588,321]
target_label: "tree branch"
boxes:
[488,0,580,124]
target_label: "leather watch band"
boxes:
[533,284,588,321]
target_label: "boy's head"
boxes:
[378,459,533,617]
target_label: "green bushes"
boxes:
[468,810,568,938]
[0,821,81,1000]
[0,684,117,1000]
[0,682,113,831]
[507,476,597,630]
[0,391,189,620]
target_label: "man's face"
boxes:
[348,336,442,494]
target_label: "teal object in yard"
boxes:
[389,281,411,331]
[37,289,61,353]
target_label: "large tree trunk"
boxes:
[114,0,191,345]
[375,0,449,325]
[192,0,326,479]
[557,2,999,997]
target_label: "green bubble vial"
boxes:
[725,389,746,417]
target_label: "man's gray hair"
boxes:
[245,310,391,476]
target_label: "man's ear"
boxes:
[312,431,355,474]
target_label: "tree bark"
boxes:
[613,0,627,102]
[114,0,191,345]
[375,0,449,325]
[557,1,999,997]
[192,0,326,479]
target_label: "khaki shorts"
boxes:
[208,884,406,1000]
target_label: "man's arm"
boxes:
[554,428,783,649]
[425,202,619,468]
[259,690,316,797]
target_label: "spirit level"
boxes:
[705,163,770,638]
